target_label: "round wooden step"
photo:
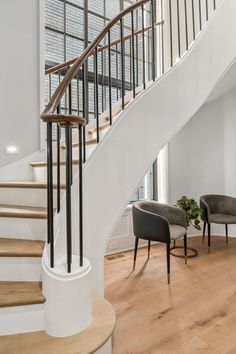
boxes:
[0,297,116,354]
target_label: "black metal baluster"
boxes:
[131,11,136,98]
[147,29,151,81]
[213,0,216,10]
[192,0,196,40]
[184,0,189,51]
[120,18,125,110]
[49,74,52,99]
[47,122,54,268]
[206,0,209,21]
[108,31,112,125]
[56,114,61,213]
[82,64,86,162]
[199,0,202,31]
[169,0,173,67]
[135,10,139,87]
[94,47,99,143]
[65,123,72,273]
[68,81,73,185]
[115,44,119,101]
[78,124,83,267]
[101,51,104,112]
[161,0,165,74]
[141,5,146,89]
[177,0,181,59]
[151,0,156,79]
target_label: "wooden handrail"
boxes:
[42,0,152,117]
[45,20,164,76]
[41,114,85,126]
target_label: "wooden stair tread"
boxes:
[0,281,45,308]
[0,204,47,219]
[0,181,66,189]
[30,160,79,168]
[0,238,44,257]
[0,297,116,354]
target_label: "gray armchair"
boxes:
[132,201,187,284]
[200,194,236,250]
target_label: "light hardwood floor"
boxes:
[104,236,236,354]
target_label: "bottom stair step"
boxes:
[0,281,45,308]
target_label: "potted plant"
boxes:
[175,196,202,230]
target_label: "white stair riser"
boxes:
[0,218,46,240]
[0,257,42,281]
[0,304,44,335]
[32,165,79,183]
[0,188,63,207]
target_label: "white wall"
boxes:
[0,0,43,168]
[168,86,236,235]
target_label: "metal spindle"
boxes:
[147,30,151,80]
[78,124,83,267]
[161,0,164,74]
[94,48,99,143]
[47,122,54,268]
[213,0,216,10]
[141,5,146,89]
[199,0,202,31]
[168,0,173,67]
[68,82,73,185]
[82,64,86,162]
[135,10,139,86]
[151,0,156,79]
[49,74,52,99]
[206,0,209,21]
[120,18,125,109]
[108,31,112,125]
[192,0,196,40]
[184,0,189,51]
[115,44,119,101]
[56,110,61,213]
[131,11,136,98]
[177,0,181,59]
[65,123,72,273]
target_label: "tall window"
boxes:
[45,0,154,201]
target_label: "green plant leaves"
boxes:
[175,196,202,230]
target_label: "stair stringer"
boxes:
[45,0,236,297]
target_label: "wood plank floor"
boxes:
[104,236,236,354]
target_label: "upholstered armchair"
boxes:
[200,194,236,250]
[132,201,187,284]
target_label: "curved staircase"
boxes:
[1,0,236,352]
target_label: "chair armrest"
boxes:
[132,204,170,244]
[200,198,210,223]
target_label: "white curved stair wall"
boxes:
[78,0,236,295]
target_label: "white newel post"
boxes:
[42,255,92,337]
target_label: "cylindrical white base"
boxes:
[42,256,92,337]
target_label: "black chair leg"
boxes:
[184,234,187,265]
[148,240,151,259]
[133,237,139,271]
[202,222,206,243]
[166,243,170,285]
[225,224,228,243]
[208,223,211,253]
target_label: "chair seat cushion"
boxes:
[169,224,186,240]
[210,213,236,224]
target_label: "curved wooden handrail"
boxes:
[42,0,152,117]
[45,20,164,76]
[41,114,85,126]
